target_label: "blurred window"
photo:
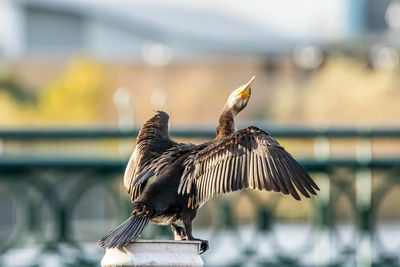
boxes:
[365,0,391,32]
[24,6,84,54]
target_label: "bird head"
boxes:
[226,76,255,115]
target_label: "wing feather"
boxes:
[272,149,300,200]
[219,159,227,193]
[254,155,262,190]
[279,153,310,198]
[248,149,254,188]
[259,155,271,191]
[224,157,232,193]
[267,153,288,194]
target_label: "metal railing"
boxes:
[0,126,400,266]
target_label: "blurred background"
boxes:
[0,0,400,266]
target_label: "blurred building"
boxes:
[0,0,389,61]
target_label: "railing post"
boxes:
[314,136,330,162]
[356,168,372,267]
[313,134,332,265]
[356,136,373,267]
[0,138,3,156]
[314,173,331,266]
[101,240,204,267]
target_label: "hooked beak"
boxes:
[236,75,255,99]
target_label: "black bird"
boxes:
[99,76,319,253]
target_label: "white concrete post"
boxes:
[101,240,204,267]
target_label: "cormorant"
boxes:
[99,76,319,253]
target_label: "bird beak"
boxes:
[236,76,255,99]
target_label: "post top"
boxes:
[101,240,204,267]
[129,240,202,244]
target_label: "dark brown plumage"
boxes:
[99,77,319,253]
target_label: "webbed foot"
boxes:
[199,239,209,254]
[189,238,209,254]
[183,220,209,254]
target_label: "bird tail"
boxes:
[98,215,149,249]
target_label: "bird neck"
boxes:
[216,106,236,139]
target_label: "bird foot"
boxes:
[190,238,209,254]
[199,240,209,254]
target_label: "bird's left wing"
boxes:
[124,111,177,201]
[178,126,319,208]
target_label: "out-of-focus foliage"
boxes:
[37,58,104,123]
[0,76,34,103]
[0,58,105,126]
[0,90,21,125]
[272,56,400,124]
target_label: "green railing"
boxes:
[0,126,400,266]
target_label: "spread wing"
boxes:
[124,111,177,201]
[178,126,319,208]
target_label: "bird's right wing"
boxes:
[123,111,177,201]
[178,126,319,208]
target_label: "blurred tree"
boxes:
[271,56,400,125]
[0,90,20,125]
[0,58,105,125]
[0,75,35,125]
[0,75,35,103]
[37,58,104,123]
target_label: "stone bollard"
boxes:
[101,240,204,267]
